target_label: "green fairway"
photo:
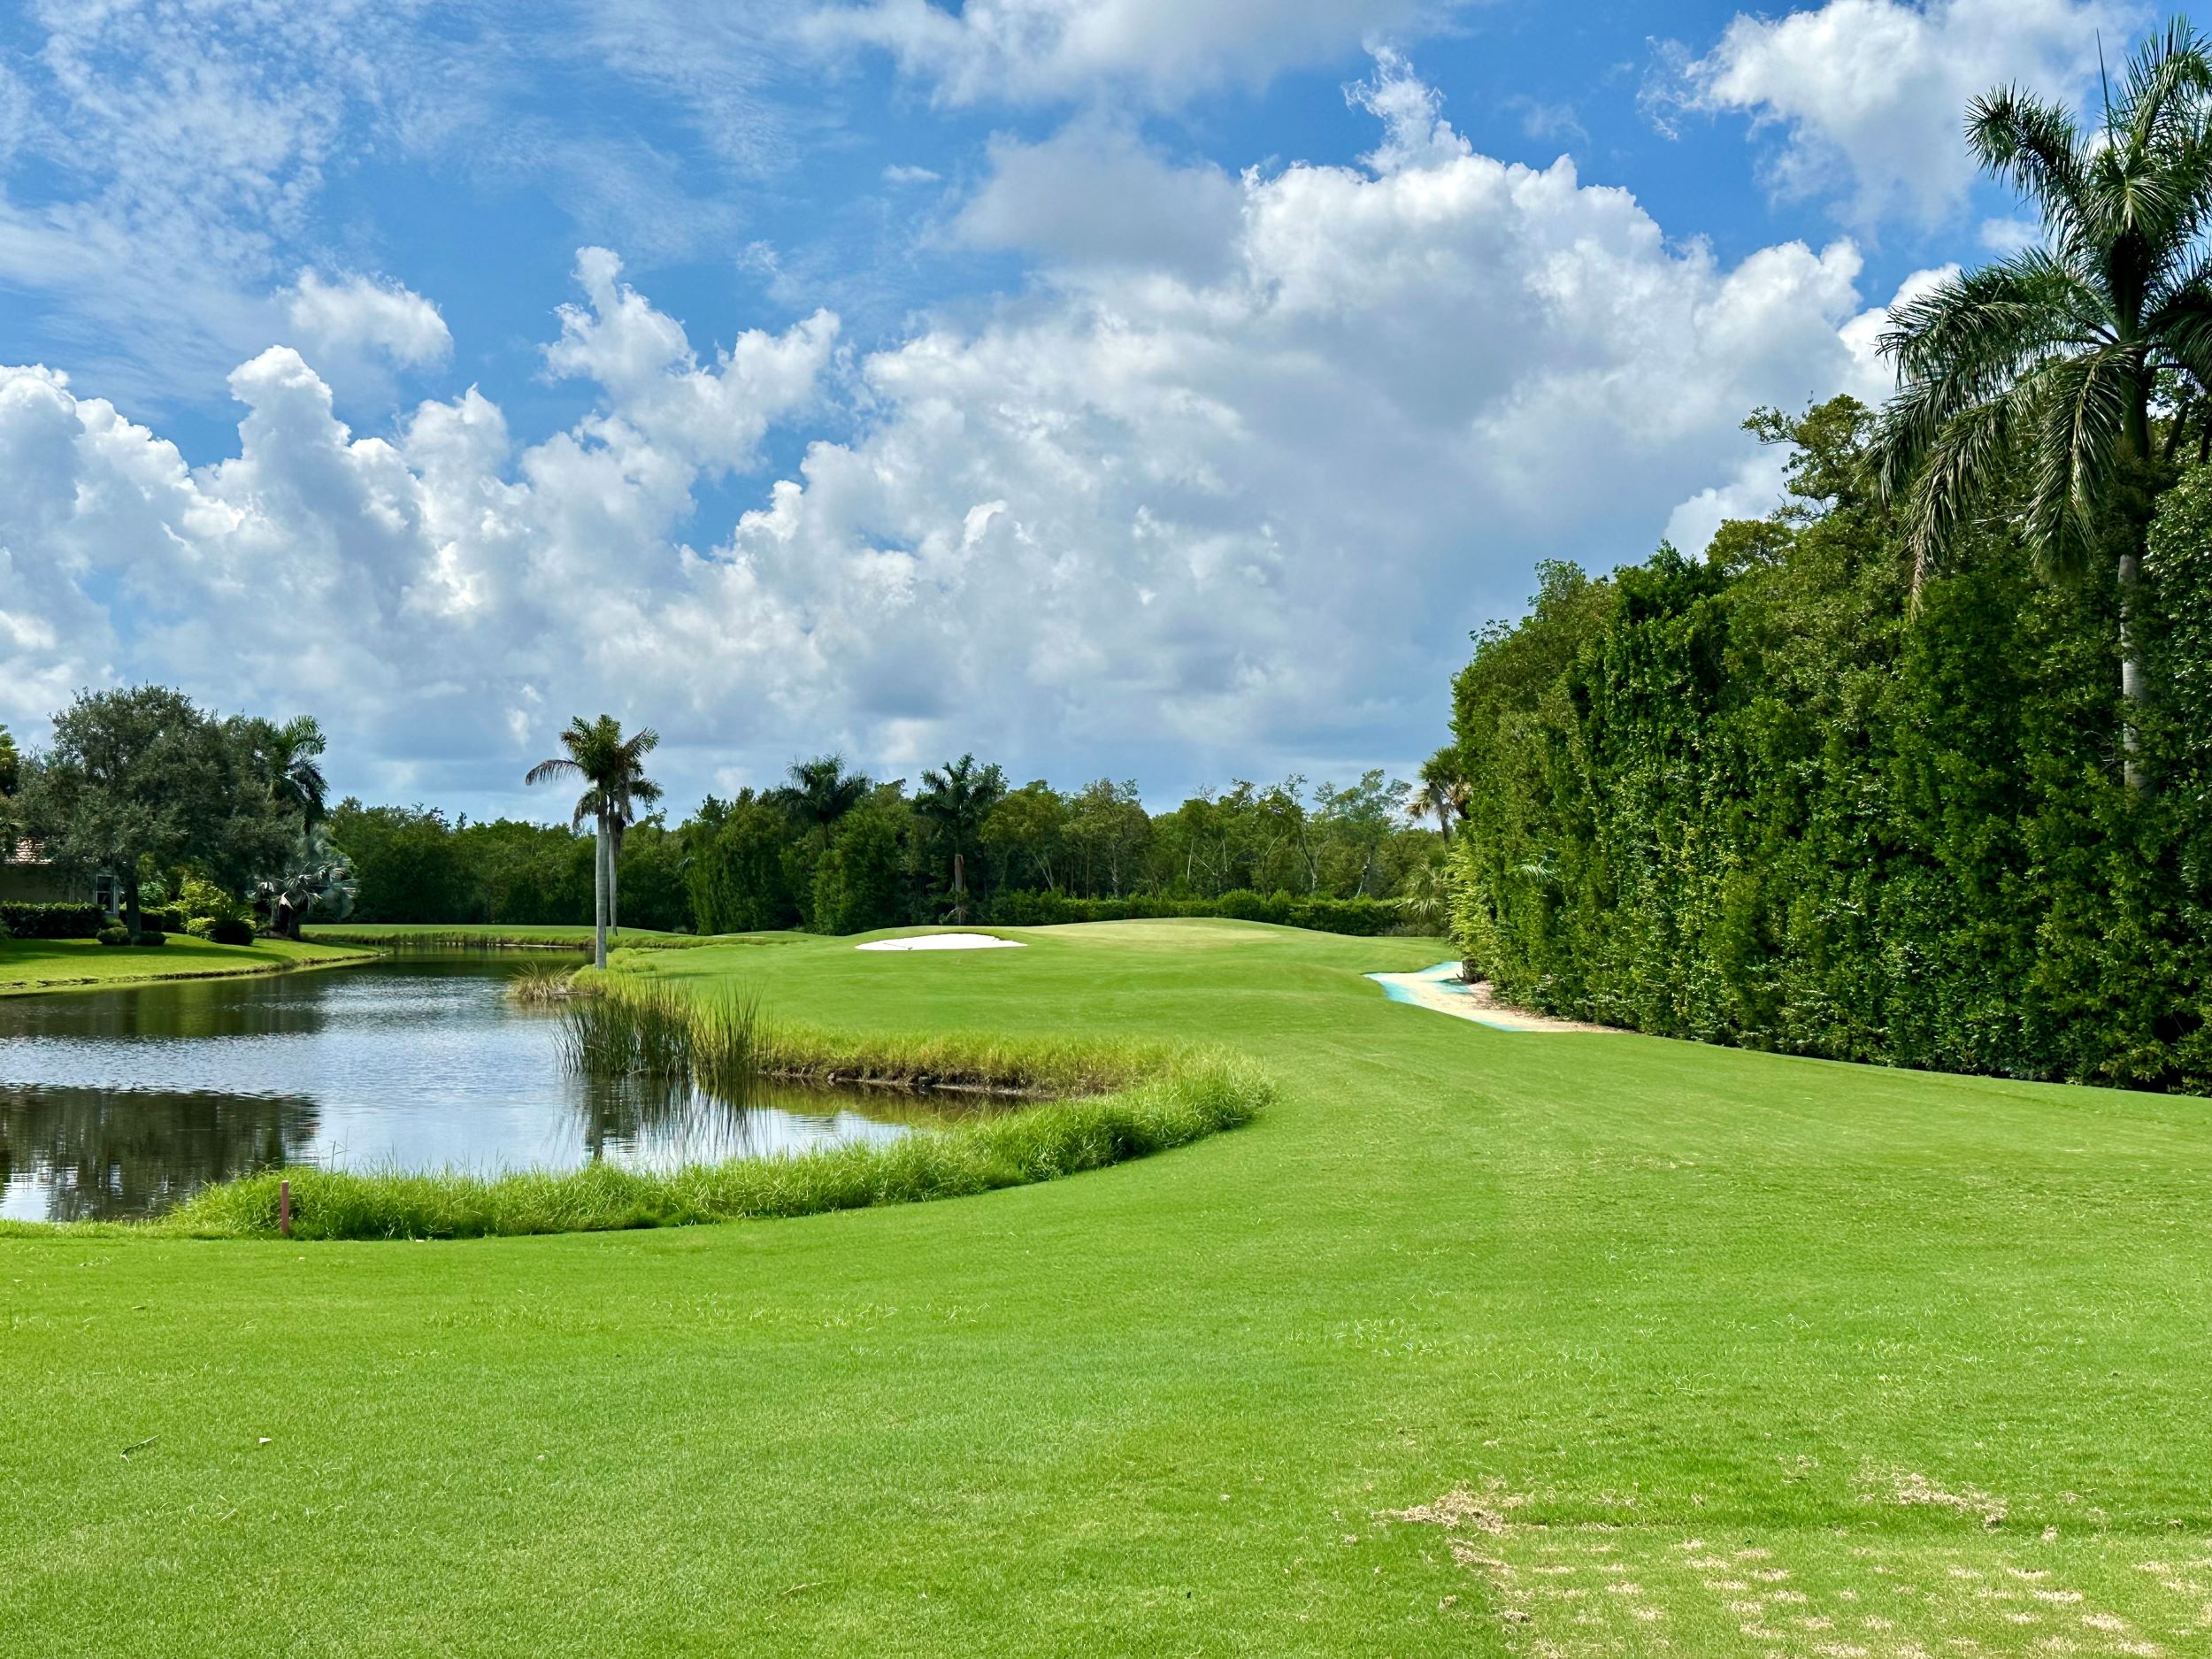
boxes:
[303,923,708,949]
[3,919,2208,1656]
[0,934,371,996]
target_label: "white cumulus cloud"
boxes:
[5,57,1910,812]
[803,0,1449,105]
[287,271,453,368]
[1683,0,2139,226]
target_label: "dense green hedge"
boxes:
[984,888,1408,935]
[0,902,106,940]
[1446,401,2211,1094]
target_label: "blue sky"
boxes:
[0,0,2172,818]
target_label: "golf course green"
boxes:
[2,918,2206,1656]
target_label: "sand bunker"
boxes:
[1366,962,1615,1033]
[855,933,1027,952]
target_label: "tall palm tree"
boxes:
[265,716,329,828]
[526,716,658,968]
[916,754,1007,922]
[603,744,664,940]
[774,755,871,841]
[1871,21,2212,790]
[1417,749,1470,841]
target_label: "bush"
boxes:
[982,887,1407,936]
[207,916,255,945]
[96,926,130,947]
[133,929,168,948]
[134,918,165,940]
[0,902,106,940]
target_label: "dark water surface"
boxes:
[0,955,938,1223]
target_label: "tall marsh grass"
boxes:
[505,962,587,1003]
[560,977,1146,1098]
[163,969,1266,1240]
[169,1056,1269,1240]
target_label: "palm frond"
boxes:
[1968,86,2086,227]
[2111,19,2212,162]
[2022,343,2141,577]
[1895,394,2019,588]
[2147,265,2212,389]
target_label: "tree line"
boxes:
[329,759,1441,942]
[3,695,1440,952]
[1,687,342,941]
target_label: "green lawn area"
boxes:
[0,933,371,996]
[3,918,2208,1655]
[301,923,717,951]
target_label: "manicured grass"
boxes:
[3,918,2209,1656]
[0,933,372,995]
[303,923,741,951]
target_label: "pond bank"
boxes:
[0,936,374,997]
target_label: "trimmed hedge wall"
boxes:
[0,902,107,940]
[984,888,1408,936]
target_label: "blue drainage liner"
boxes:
[1365,962,1470,1006]
[1365,962,1550,1032]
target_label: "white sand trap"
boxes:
[855,933,1027,952]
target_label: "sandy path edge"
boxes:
[1365,964,1617,1034]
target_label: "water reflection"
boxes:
[0,1085,320,1222]
[0,956,951,1222]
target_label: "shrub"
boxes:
[96,926,130,947]
[207,916,255,945]
[134,918,165,940]
[133,929,168,948]
[983,887,1407,937]
[0,902,106,940]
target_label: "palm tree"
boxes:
[0,723,18,845]
[526,716,658,968]
[1871,21,2212,790]
[602,745,664,940]
[1417,749,1470,840]
[916,754,1007,922]
[265,716,329,828]
[774,755,871,841]
[255,835,357,940]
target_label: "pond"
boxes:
[0,955,948,1223]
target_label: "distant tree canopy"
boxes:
[1441,396,2212,1094]
[15,687,307,933]
[326,763,1441,936]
